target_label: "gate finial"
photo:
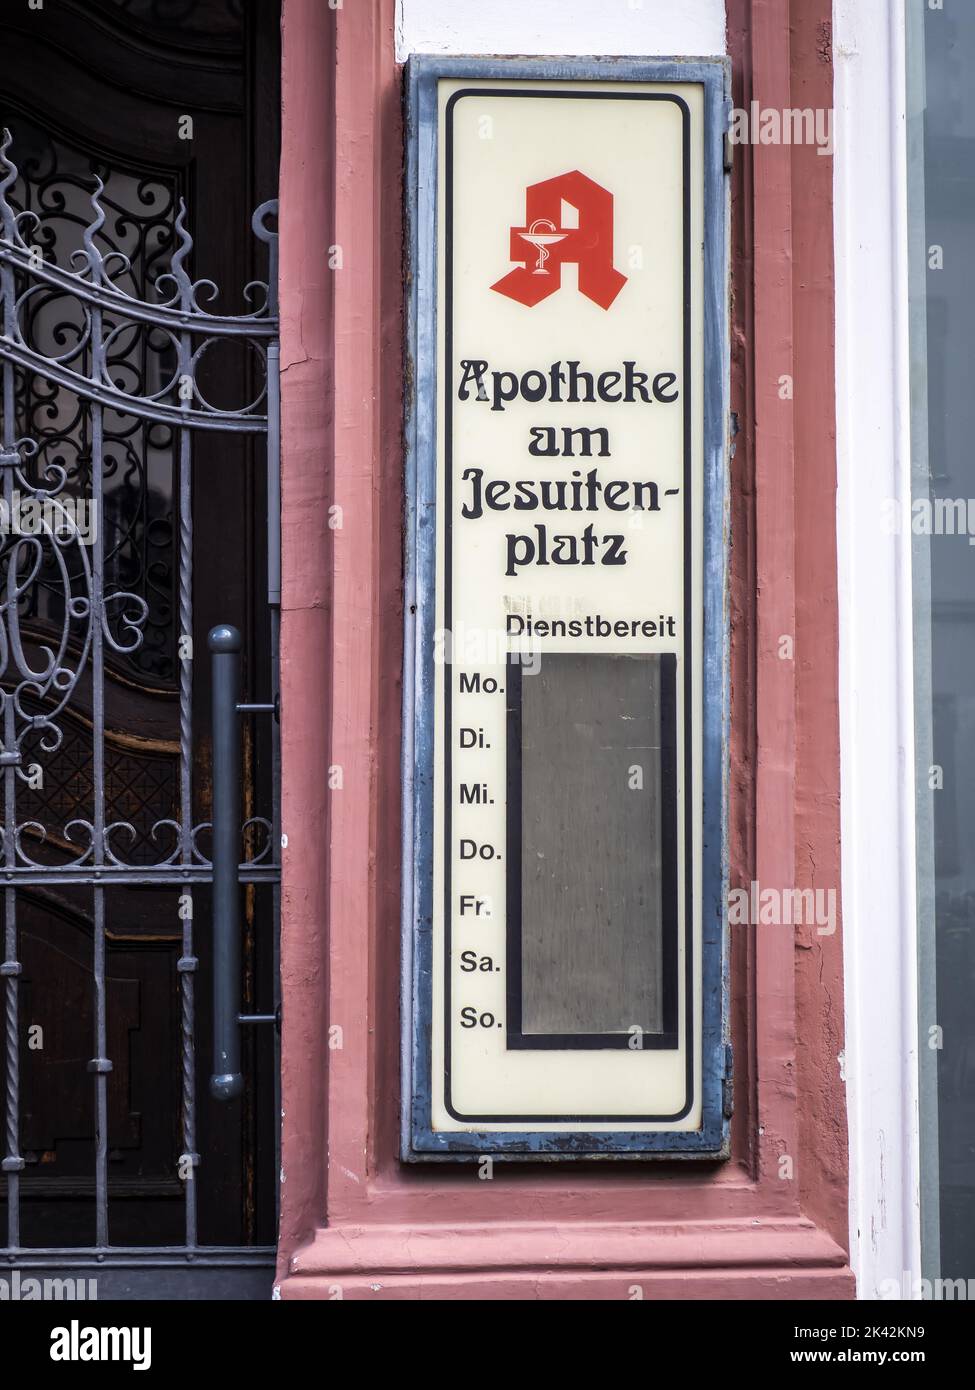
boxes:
[80,174,107,286]
[0,130,18,244]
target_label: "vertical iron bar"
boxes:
[89,388,111,1249]
[177,423,198,1243]
[178,426,193,865]
[91,895,110,1247]
[209,625,243,1101]
[266,343,281,610]
[266,336,282,1226]
[1,223,24,1248]
[179,912,198,1246]
[2,708,22,1250]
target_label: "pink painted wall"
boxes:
[276,0,852,1297]
[277,0,334,1266]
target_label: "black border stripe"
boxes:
[505,652,679,1051]
[443,88,695,1124]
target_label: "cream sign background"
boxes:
[432,79,705,1132]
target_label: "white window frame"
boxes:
[835,0,923,1300]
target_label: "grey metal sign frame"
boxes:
[401,57,731,1160]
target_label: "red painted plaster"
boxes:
[788,6,849,1251]
[276,0,335,1272]
[275,0,853,1297]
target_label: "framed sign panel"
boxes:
[402,57,730,1159]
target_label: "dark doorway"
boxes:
[0,0,281,1298]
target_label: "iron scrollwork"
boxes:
[0,128,278,876]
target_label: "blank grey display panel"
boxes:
[507,652,677,1048]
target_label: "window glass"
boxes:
[909,0,975,1281]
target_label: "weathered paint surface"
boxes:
[788,1,849,1255]
[395,0,728,63]
[276,0,335,1271]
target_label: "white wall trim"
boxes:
[834,0,922,1299]
[395,0,727,63]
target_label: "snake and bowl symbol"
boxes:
[517,218,568,276]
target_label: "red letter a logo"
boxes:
[491,170,628,310]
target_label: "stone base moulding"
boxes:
[285,1218,852,1299]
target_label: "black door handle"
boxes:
[208,624,280,1101]
[208,624,244,1101]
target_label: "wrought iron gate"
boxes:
[0,127,280,1293]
